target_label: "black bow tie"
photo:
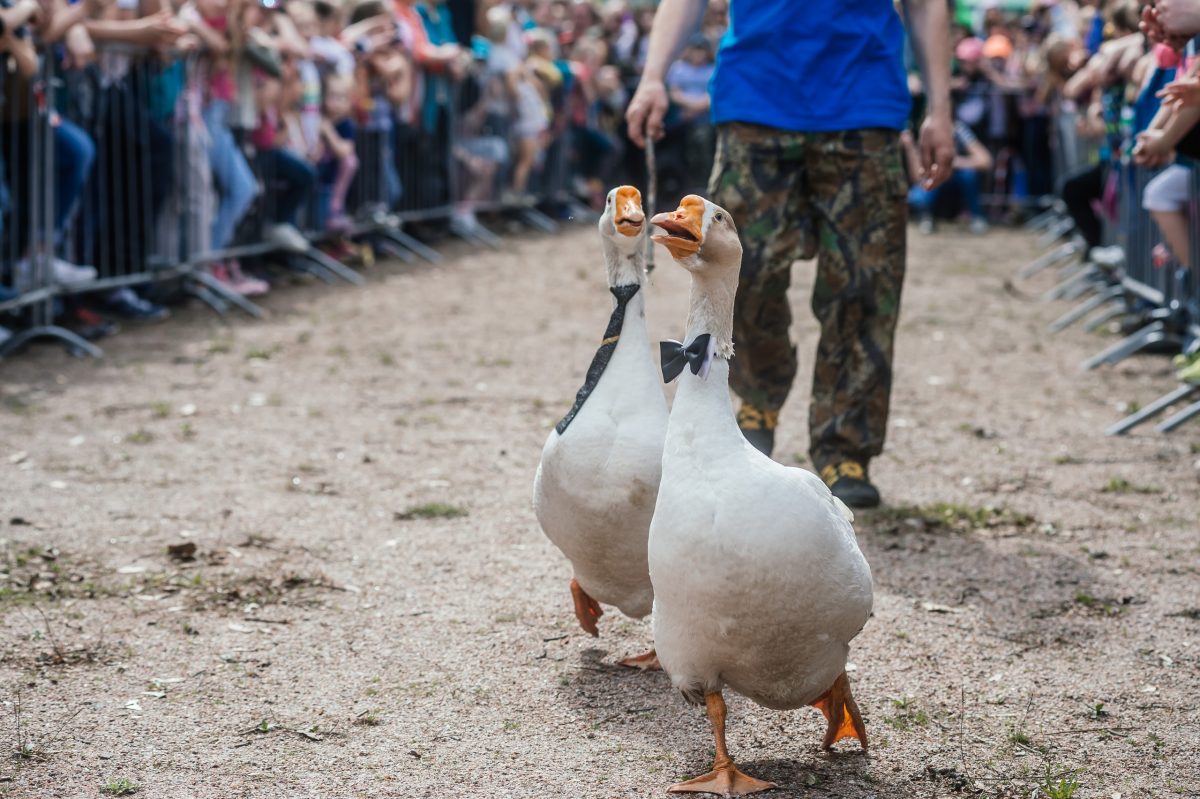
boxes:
[659,334,712,383]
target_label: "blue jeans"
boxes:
[908,169,984,220]
[204,101,258,250]
[257,148,316,226]
[54,119,95,237]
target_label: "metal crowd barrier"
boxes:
[0,39,618,359]
[1014,135,1200,433]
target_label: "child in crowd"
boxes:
[181,0,266,296]
[317,72,360,232]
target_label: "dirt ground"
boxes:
[0,222,1198,799]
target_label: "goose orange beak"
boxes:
[614,186,645,237]
[651,195,705,259]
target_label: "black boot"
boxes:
[819,461,881,509]
[736,404,778,457]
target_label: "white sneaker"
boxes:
[968,218,989,235]
[12,257,97,292]
[52,257,98,284]
[266,223,310,254]
[1090,245,1125,268]
[450,210,479,236]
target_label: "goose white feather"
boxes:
[646,194,874,794]
[533,187,668,621]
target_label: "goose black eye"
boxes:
[715,212,724,222]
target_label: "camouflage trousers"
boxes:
[708,123,908,470]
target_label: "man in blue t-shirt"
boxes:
[628,0,953,508]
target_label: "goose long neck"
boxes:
[686,269,736,359]
[602,236,645,289]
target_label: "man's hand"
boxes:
[917,113,954,189]
[1158,76,1200,109]
[625,78,668,147]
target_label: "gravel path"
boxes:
[1,225,1197,799]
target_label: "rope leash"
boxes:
[645,137,657,274]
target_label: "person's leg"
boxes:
[205,103,258,250]
[1061,163,1105,254]
[806,128,907,501]
[53,119,96,238]
[710,122,812,454]
[329,151,359,218]
[260,148,316,225]
[512,135,537,194]
[1143,165,1192,267]
[954,169,984,220]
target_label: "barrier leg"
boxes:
[374,236,417,265]
[386,227,443,264]
[1084,302,1131,333]
[0,324,103,359]
[1049,285,1125,332]
[518,206,558,233]
[1155,396,1200,432]
[1024,206,1064,233]
[188,269,266,318]
[1080,320,1177,370]
[1019,238,1083,280]
[1106,383,1200,435]
[1041,265,1102,302]
[1037,216,1075,249]
[297,247,366,285]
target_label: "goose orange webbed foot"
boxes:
[618,649,661,671]
[811,672,868,752]
[669,692,776,797]
[569,577,603,637]
[668,762,776,797]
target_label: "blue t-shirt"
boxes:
[710,0,910,132]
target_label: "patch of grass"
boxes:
[378,352,397,367]
[1191,442,1200,454]
[1009,730,1033,747]
[1101,478,1161,495]
[868,502,1035,533]
[150,402,171,419]
[206,339,233,355]
[1040,766,1081,799]
[885,697,929,730]
[354,710,383,726]
[791,453,807,465]
[1052,454,1081,465]
[1074,591,1125,617]
[126,429,155,445]
[245,345,280,361]
[503,719,520,731]
[100,778,140,795]
[395,503,467,521]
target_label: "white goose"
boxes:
[647,196,874,796]
[532,186,668,669]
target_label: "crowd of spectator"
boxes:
[2,0,1199,367]
[910,0,1199,385]
[902,0,1195,245]
[0,0,725,348]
